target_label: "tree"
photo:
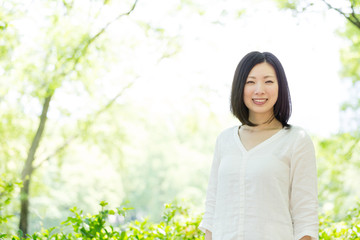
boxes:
[1,0,139,235]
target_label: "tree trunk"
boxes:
[19,177,31,235]
[19,94,52,235]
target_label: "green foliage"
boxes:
[274,0,314,12]
[2,199,360,239]
[314,133,360,219]
[2,201,203,240]
[0,1,22,67]
[0,175,16,223]
[339,20,360,118]
[339,20,360,85]
[275,0,299,10]
[0,0,140,233]
[319,202,360,239]
[0,175,21,233]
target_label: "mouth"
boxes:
[252,98,268,105]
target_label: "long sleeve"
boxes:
[199,137,221,233]
[289,131,319,240]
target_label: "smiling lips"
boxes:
[252,98,268,105]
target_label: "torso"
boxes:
[209,125,311,239]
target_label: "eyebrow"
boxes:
[247,75,275,79]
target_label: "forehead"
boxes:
[248,62,276,77]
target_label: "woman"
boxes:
[199,51,318,240]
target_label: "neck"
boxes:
[249,111,275,125]
[245,113,282,131]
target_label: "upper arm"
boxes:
[199,136,221,233]
[290,132,319,240]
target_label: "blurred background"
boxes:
[1,0,359,235]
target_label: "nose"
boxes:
[254,82,265,94]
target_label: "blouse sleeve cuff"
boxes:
[294,231,318,240]
[198,220,213,233]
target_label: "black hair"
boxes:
[230,51,292,127]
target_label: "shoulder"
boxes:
[217,125,238,140]
[285,125,312,141]
[285,125,315,151]
[213,125,238,148]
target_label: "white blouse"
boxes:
[199,125,318,240]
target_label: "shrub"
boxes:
[4,201,203,240]
[319,201,360,239]
[1,200,360,239]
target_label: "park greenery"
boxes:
[1,0,360,239]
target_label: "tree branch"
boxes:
[33,81,134,170]
[321,0,360,29]
[350,0,355,10]
[345,136,360,160]
[93,81,134,119]
[71,0,139,69]
[33,134,79,170]
[350,5,360,29]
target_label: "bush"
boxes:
[319,201,360,239]
[1,200,360,239]
[4,201,203,240]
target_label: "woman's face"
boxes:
[243,62,279,120]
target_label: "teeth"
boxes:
[253,99,266,103]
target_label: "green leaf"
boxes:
[100,201,108,207]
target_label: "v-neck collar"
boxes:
[233,125,286,154]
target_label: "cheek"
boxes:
[243,87,252,103]
[271,86,279,99]
[243,86,252,97]
[272,89,279,99]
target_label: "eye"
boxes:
[246,80,255,84]
[265,80,274,84]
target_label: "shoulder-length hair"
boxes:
[230,51,292,127]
